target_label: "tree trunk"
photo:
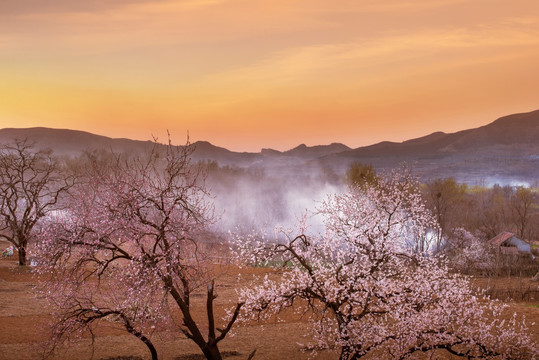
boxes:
[201,343,223,360]
[339,346,351,360]
[339,345,362,360]
[123,317,158,360]
[18,244,26,266]
[131,331,158,360]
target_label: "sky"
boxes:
[1,0,538,152]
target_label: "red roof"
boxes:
[488,231,515,247]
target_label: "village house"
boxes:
[488,231,531,256]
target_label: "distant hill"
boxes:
[0,127,156,157]
[0,109,538,184]
[336,109,539,158]
[0,127,256,165]
[318,109,539,183]
[283,143,352,159]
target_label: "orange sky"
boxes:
[1,0,538,151]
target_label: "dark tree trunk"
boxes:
[123,317,158,360]
[202,344,223,360]
[339,345,360,360]
[168,280,242,360]
[339,346,350,360]
[18,244,26,266]
[132,331,158,360]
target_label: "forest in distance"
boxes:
[0,133,538,360]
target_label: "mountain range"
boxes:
[1,109,538,185]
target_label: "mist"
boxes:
[205,162,343,235]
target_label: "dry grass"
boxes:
[1,241,538,360]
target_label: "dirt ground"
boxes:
[1,243,538,360]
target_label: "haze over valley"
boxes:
[1,109,537,186]
[2,109,537,232]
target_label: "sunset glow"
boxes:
[1,0,538,151]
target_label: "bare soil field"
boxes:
[1,247,538,360]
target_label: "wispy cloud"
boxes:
[0,0,149,15]
[194,21,539,99]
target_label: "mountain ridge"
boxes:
[1,109,537,183]
[1,109,537,158]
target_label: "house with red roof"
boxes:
[488,231,531,255]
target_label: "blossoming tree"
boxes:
[36,141,242,360]
[234,170,536,359]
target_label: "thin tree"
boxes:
[36,139,242,360]
[424,178,467,251]
[510,186,536,239]
[0,139,73,265]
[474,184,512,240]
[234,170,536,360]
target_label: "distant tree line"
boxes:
[345,162,538,276]
[345,161,539,244]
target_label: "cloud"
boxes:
[288,0,469,14]
[0,0,150,15]
[194,21,539,99]
[0,0,227,16]
[1,0,233,18]
[355,0,469,12]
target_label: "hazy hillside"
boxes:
[282,143,352,159]
[318,110,539,184]
[0,109,537,184]
[334,109,539,158]
[0,127,156,157]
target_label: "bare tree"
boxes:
[0,139,73,265]
[472,184,511,240]
[36,139,242,360]
[424,178,468,251]
[510,186,536,240]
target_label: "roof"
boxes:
[488,231,515,247]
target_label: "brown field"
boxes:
[1,244,538,360]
